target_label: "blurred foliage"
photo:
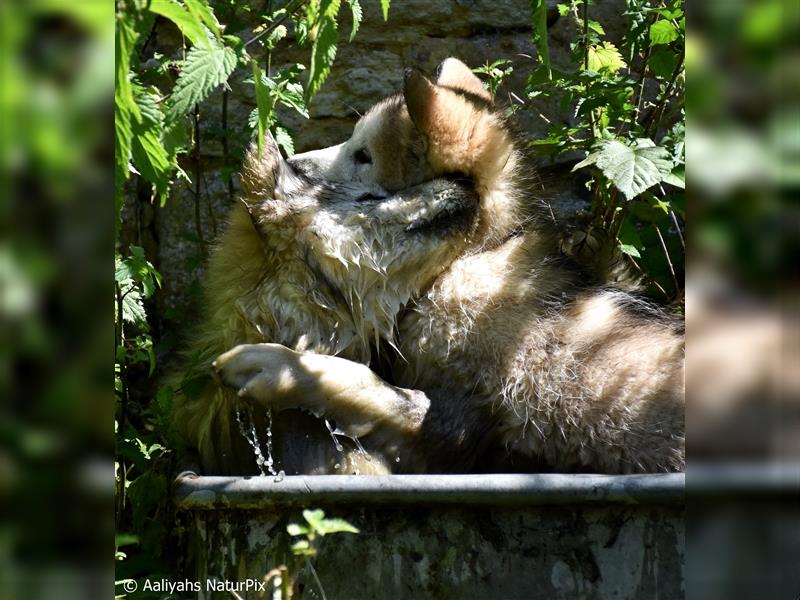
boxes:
[686,0,798,292]
[1,0,113,597]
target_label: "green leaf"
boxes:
[274,126,295,157]
[649,19,679,46]
[588,20,605,36]
[251,63,275,155]
[648,47,678,79]
[134,84,163,127]
[587,42,626,74]
[166,36,237,121]
[183,0,221,38]
[163,117,192,162]
[291,539,316,557]
[557,3,569,17]
[130,126,171,197]
[380,0,390,20]
[316,518,360,535]
[345,0,362,41]
[303,508,325,529]
[531,0,551,78]
[115,11,139,227]
[618,243,641,258]
[131,85,171,200]
[264,24,288,49]
[287,523,309,536]
[618,216,644,258]
[115,93,133,185]
[306,10,339,100]
[148,0,211,49]
[662,169,685,189]
[121,287,146,324]
[572,138,673,201]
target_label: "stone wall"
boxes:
[125,0,629,317]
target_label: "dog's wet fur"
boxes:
[172,58,684,475]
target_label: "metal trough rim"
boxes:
[174,472,685,510]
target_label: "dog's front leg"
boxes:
[213,343,429,444]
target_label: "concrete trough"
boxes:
[174,472,685,599]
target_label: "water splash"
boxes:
[323,419,376,472]
[324,419,344,452]
[263,408,276,477]
[234,402,278,477]
[351,435,372,462]
[273,470,285,483]
[235,402,268,476]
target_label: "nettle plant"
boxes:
[527,0,685,302]
[114,0,388,591]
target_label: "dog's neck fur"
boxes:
[202,201,427,366]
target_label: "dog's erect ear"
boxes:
[404,66,512,189]
[403,68,439,134]
[435,57,492,102]
[241,129,295,199]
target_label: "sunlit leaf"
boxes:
[183,0,221,38]
[649,19,679,46]
[316,518,360,535]
[166,36,237,121]
[251,62,275,154]
[287,523,309,536]
[306,5,339,100]
[345,0,362,41]
[290,539,316,556]
[148,0,211,49]
[573,138,673,200]
[274,126,295,157]
[588,20,605,36]
[587,42,626,74]
[303,508,325,529]
[531,0,551,78]
[380,0,390,20]
[131,86,171,200]
[662,169,685,189]
[618,243,641,258]
[115,11,139,223]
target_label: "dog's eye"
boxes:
[353,148,372,165]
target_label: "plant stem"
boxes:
[670,210,685,250]
[582,0,597,138]
[626,45,651,134]
[280,565,292,599]
[193,104,207,258]
[655,224,679,294]
[221,90,234,204]
[582,0,590,72]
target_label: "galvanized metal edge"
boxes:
[173,472,685,510]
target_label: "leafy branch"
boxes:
[525,0,685,301]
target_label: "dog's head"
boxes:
[287,58,514,194]
[279,58,522,244]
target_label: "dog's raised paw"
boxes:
[213,343,310,408]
